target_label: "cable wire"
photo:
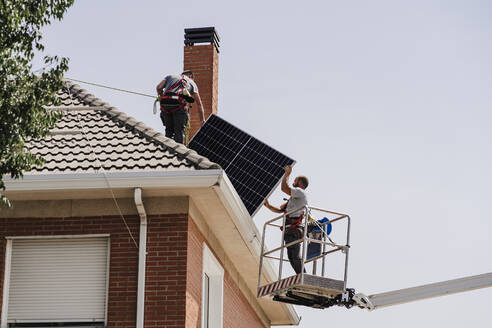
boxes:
[65,84,139,249]
[66,77,193,143]
[66,77,156,99]
[76,112,139,249]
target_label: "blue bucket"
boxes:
[311,217,332,235]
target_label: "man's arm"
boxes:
[192,93,205,125]
[281,165,292,196]
[156,79,166,96]
[264,199,285,213]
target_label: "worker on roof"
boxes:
[156,70,205,144]
[264,166,309,274]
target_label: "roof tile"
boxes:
[25,80,220,174]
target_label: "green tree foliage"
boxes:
[0,0,74,206]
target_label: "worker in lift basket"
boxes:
[156,70,205,144]
[264,166,309,274]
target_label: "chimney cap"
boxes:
[184,27,220,53]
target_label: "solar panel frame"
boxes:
[189,114,295,217]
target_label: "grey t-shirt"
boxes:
[286,187,308,217]
[163,74,199,95]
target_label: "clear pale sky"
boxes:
[34,1,492,327]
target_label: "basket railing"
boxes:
[258,205,351,293]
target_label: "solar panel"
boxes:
[189,114,295,216]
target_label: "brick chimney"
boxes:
[183,27,220,139]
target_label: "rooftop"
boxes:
[25,80,219,174]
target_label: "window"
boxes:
[202,244,224,328]
[1,236,109,328]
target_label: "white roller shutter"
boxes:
[7,237,109,323]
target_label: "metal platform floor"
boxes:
[258,273,346,308]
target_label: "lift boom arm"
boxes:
[353,272,492,310]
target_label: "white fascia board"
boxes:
[213,174,301,325]
[3,170,223,191]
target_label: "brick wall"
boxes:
[185,215,203,328]
[145,214,189,328]
[183,44,219,139]
[0,213,266,328]
[0,214,189,328]
[185,216,265,328]
[0,215,140,327]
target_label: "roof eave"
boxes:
[3,170,222,192]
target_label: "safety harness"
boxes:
[160,75,194,114]
[281,212,305,231]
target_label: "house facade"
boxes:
[0,32,299,328]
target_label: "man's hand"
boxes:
[200,118,206,126]
[264,199,270,207]
[281,165,293,195]
[284,165,292,175]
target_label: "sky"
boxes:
[34,1,492,327]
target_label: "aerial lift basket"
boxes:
[257,206,353,309]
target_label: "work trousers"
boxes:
[284,228,305,274]
[160,107,188,144]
